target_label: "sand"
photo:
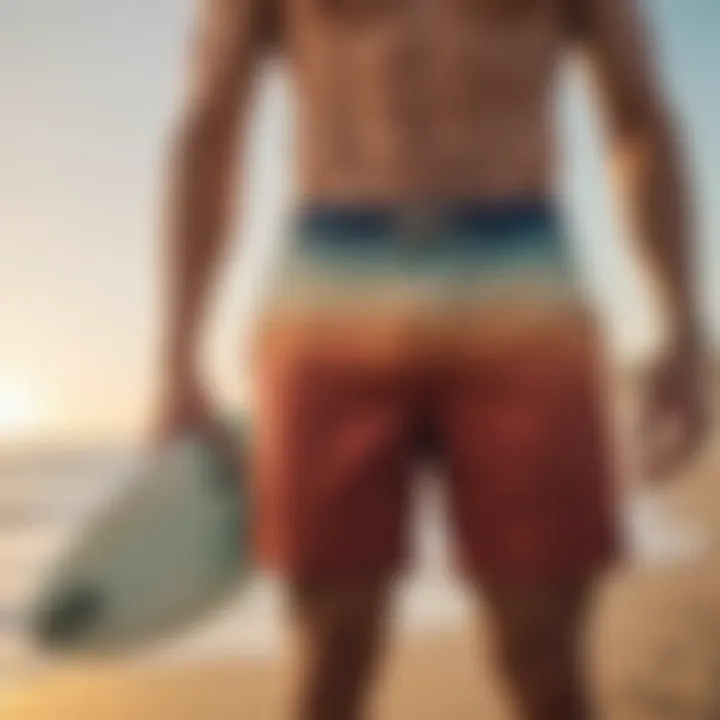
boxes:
[3,395,720,719]
[4,552,720,720]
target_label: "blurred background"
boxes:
[1,1,720,718]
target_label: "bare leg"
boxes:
[483,582,593,720]
[288,582,390,720]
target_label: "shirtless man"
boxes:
[157,1,707,718]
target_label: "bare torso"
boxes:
[274,0,572,203]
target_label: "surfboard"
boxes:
[28,421,250,654]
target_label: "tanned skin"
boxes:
[156,1,707,718]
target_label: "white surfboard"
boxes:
[28,423,250,654]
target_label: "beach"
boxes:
[3,556,720,719]
[3,388,720,718]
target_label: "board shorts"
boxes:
[251,200,619,584]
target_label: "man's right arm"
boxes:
[158,0,265,436]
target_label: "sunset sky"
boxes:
[1,0,719,446]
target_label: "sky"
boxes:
[0,0,718,446]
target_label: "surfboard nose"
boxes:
[35,584,105,646]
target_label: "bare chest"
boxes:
[286,0,566,50]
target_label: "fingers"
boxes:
[640,392,708,481]
[637,343,711,482]
[644,419,701,479]
[152,376,216,448]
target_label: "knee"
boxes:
[292,583,388,671]
[289,584,388,720]
[498,637,585,719]
[488,596,589,719]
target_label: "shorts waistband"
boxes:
[293,198,564,253]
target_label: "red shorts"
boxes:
[251,204,620,583]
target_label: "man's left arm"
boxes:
[571,0,708,477]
